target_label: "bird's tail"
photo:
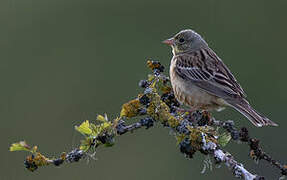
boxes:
[227,99,278,127]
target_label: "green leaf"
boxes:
[97,114,108,122]
[79,138,92,151]
[90,123,101,137]
[218,132,231,147]
[75,120,93,135]
[101,122,112,130]
[97,115,106,122]
[10,141,31,152]
[89,121,112,137]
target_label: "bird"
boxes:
[163,29,278,127]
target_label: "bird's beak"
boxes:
[162,38,174,46]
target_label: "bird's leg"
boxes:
[175,107,196,113]
[201,110,212,119]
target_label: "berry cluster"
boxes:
[139,94,150,106]
[139,117,154,129]
[116,120,128,135]
[161,92,180,113]
[179,137,196,158]
[176,119,193,135]
[116,117,154,135]
[53,158,64,166]
[138,80,149,89]
[66,149,84,163]
[96,133,115,146]
[147,60,165,75]
[138,84,152,116]
[222,120,240,140]
[24,155,38,171]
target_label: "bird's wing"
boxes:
[174,48,246,100]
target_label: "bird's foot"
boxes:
[201,110,212,119]
[175,107,196,114]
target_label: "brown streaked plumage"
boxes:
[163,29,278,127]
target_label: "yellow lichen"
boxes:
[160,86,172,94]
[10,60,229,172]
[188,127,204,150]
[120,99,141,118]
[147,60,161,70]
[186,126,217,151]
[60,152,67,161]
[175,134,187,145]
[28,152,50,167]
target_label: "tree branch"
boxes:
[10,60,286,180]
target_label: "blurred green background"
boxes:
[1,0,286,179]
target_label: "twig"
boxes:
[210,118,287,177]
[10,60,286,179]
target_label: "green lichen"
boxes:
[10,60,222,172]
[120,99,141,118]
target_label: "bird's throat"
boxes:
[172,46,183,55]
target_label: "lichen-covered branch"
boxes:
[10,60,286,180]
[210,118,287,177]
[213,149,257,180]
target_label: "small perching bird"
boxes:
[163,29,278,127]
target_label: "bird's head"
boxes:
[163,29,208,55]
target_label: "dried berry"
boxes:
[140,117,154,129]
[176,119,192,135]
[239,127,249,142]
[223,120,235,131]
[66,149,84,163]
[139,94,150,106]
[24,158,38,172]
[230,130,239,140]
[147,60,164,72]
[197,114,209,126]
[161,92,180,110]
[138,80,149,88]
[96,133,114,146]
[179,138,195,158]
[53,159,64,166]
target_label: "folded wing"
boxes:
[175,48,246,102]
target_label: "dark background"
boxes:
[1,0,286,179]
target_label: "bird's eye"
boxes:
[179,38,185,43]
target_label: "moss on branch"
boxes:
[10,60,286,179]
